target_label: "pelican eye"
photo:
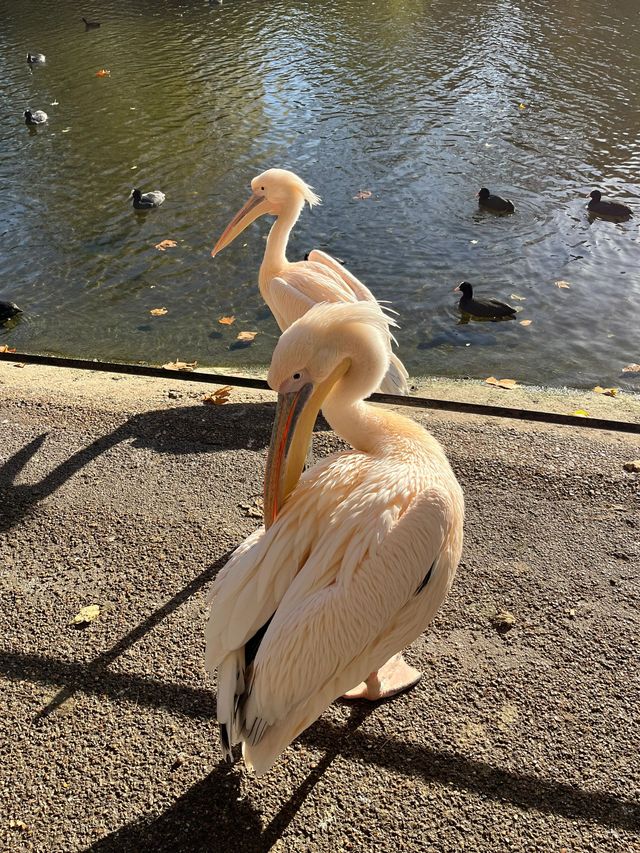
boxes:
[261,186,265,191]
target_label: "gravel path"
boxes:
[1,365,638,852]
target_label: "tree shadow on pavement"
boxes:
[0,402,276,534]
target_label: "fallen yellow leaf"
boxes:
[0,344,17,353]
[150,307,168,316]
[555,280,571,289]
[95,69,110,77]
[622,363,640,373]
[236,330,258,342]
[163,360,197,371]
[518,103,527,109]
[353,190,372,199]
[218,316,236,325]
[519,319,532,326]
[486,377,518,389]
[593,386,618,397]
[572,409,589,417]
[623,460,640,472]
[203,386,233,405]
[154,239,177,251]
[71,604,100,625]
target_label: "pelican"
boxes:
[205,301,464,775]
[211,168,409,394]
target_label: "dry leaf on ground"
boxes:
[163,360,197,371]
[622,363,640,373]
[71,604,100,625]
[0,345,17,353]
[491,610,516,630]
[572,409,589,417]
[218,316,236,325]
[203,386,232,405]
[593,386,618,397]
[150,307,168,316]
[623,460,640,473]
[154,239,177,251]
[236,331,258,342]
[95,69,110,77]
[353,190,372,199]
[519,320,532,326]
[486,376,518,389]
[555,280,571,289]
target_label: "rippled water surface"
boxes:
[1,0,639,388]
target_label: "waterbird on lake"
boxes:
[587,190,632,220]
[454,281,516,319]
[211,168,409,394]
[131,188,165,210]
[26,52,46,64]
[206,301,464,775]
[0,300,22,324]
[478,187,515,214]
[82,16,101,28]
[24,109,48,126]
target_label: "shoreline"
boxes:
[1,359,638,424]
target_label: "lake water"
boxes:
[1,0,639,389]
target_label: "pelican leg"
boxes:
[342,653,421,701]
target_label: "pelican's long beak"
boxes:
[264,359,350,528]
[211,192,271,257]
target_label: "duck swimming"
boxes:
[131,188,166,210]
[0,301,22,324]
[26,52,46,64]
[24,109,48,125]
[454,281,516,319]
[478,187,515,214]
[587,190,632,219]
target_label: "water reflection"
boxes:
[0,0,638,388]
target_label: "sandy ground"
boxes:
[0,361,639,853]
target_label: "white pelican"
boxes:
[211,168,409,394]
[205,301,464,775]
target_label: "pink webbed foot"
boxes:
[342,654,422,701]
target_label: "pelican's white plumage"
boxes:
[205,302,463,775]
[211,168,409,394]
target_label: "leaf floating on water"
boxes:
[95,69,110,77]
[71,604,100,625]
[163,360,197,371]
[150,307,168,316]
[218,316,236,325]
[0,345,17,353]
[510,294,526,301]
[486,377,518,389]
[555,280,571,289]
[353,190,373,200]
[50,99,59,106]
[593,386,618,397]
[622,363,640,373]
[519,320,532,326]
[518,102,527,110]
[236,330,258,342]
[154,239,177,251]
[572,409,589,417]
[203,386,232,405]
